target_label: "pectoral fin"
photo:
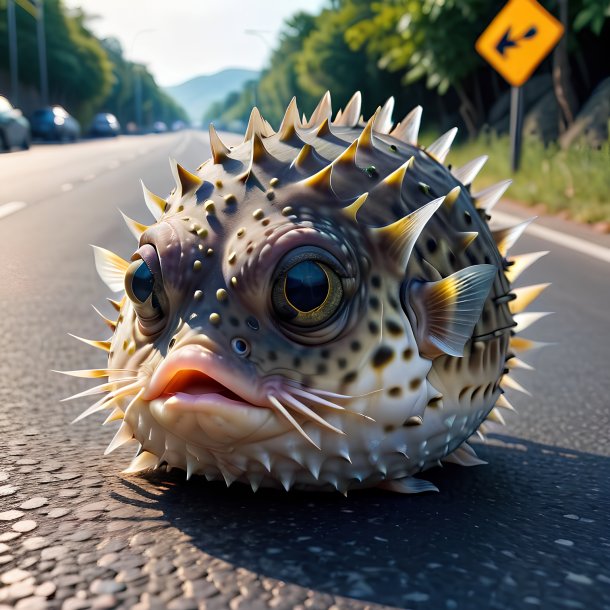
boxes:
[409,264,496,358]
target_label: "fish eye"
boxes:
[125,246,166,335]
[231,337,250,357]
[272,248,344,329]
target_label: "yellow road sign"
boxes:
[15,0,38,19]
[476,0,564,87]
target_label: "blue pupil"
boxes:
[132,261,154,302]
[285,261,328,312]
[235,339,247,353]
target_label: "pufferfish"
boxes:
[60,92,549,494]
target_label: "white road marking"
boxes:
[61,183,73,192]
[493,210,610,264]
[172,131,192,157]
[0,201,26,220]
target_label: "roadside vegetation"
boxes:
[205,0,610,224]
[0,0,187,126]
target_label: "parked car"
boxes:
[152,121,168,133]
[30,106,80,142]
[171,120,187,131]
[89,112,121,137]
[0,95,30,151]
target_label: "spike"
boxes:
[280,472,294,492]
[501,375,531,396]
[250,132,271,163]
[119,210,148,241]
[390,106,422,144]
[380,156,414,190]
[299,162,333,193]
[68,334,111,352]
[305,91,332,128]
[426,127,457,163]
[244,107,268,141]
[410,264,497,358]
[248,472,264,493]
[333,139,358,170]
[170,158,203,197]
[103,407,125,424]
[123,451,158,473]
[53,368,131,379]
[495,394,516,411]
[443,185,461,210]
[459,231,479,250]
[301,112,307,125]
[278,97,300,142]
[186,455,198,480]
[506,357,534,371]
[492,218,534,257]
[334,108,343,122]
[62,378,138,402]
[140,180,167,220]
[443,444,487,466]
[509,336,552,353]
[486,408,506,425]
[92,245,129,292]
[374,96,395,134]
[505,251,548,283]
[509,283,551,314]
[108,298,122,312]
[357,108,379,153]
[373,197,444,271]
[279,392,344,435]
[220,468,237,487]
[291,143,314,171]
[104,421,133,455]
[452,155,488,185]
[263,119,275,137]
[513,311,552,332]
[209,123,230,163]
[341,193,369,221]
[473,179,512,211]
[379,476,439,494]
[91,305,117,332]
[71,394,118,423]
[334,91,361,127]
[315,117,332,137]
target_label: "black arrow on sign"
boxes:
[496,25,538,55]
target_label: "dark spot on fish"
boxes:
[384,424,396,433]
[320,349,330,359]
[343,371,357,384]
[372,345,394,368]
[368,320,379,335]
[293,356,302,367]
[427,397,442,408]
[402,348,413,361]
[369,296,380,311]
[268,351,278,362]
[409,378,422,391]
[229,316,240,327]
[337,358,347,369]
[371,275,381,288]
[388,295,399,310]
[316,363,327,375]
[388,386,402,397]
[350,340,361,352]
[386,320,403,336]
[169,338,176,349]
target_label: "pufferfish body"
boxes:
[62,92,549,494]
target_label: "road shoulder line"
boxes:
[0,201,26,220]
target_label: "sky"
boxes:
[62,0,327,87]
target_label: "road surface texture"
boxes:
[0,132,608,610]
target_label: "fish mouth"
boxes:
[142,345,265,412]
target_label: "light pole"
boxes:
[130,29,155,132]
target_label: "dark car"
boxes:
[30,106,80,142]
[89,112,121,137]
[0,95,31,151]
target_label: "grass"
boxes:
[439,132,610,225]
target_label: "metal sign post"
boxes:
[509,86,524,172]
[475,0,564,173]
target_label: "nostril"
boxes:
[231,337,250,357]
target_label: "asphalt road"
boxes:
[0,131,609,610]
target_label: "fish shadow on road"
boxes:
[110,435,609,609]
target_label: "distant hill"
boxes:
[165,68,259,125]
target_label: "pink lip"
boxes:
[142,345,265,410]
